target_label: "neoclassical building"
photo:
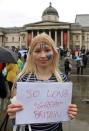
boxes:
[0,3,89,50]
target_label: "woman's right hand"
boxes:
[7,103,23,119]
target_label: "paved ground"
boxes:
[63,119,89,131]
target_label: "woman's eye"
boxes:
[45,49,51,52]
[34,50,41,53]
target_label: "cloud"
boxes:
[0,0,89,27]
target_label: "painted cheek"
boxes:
[47,53,53,60]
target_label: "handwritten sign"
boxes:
[16,82,72,125]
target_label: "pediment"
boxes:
[24,21,69,27]
[33,21,60,26]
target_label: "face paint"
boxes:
[47,53,52,60]
[32,44,50,52]
[39,44,49,50]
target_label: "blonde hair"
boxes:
[17,33,63,82]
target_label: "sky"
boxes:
[0,0,89,27]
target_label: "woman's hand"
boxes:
[7,103,23,119]
[68,104,78,119]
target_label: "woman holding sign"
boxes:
[7,33,77,131]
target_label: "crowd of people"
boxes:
[58,47,89,76]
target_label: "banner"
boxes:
[16,82,72,125]
[63,32,67,46]
[27,33,32,46]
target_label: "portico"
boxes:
[25,23,70,49]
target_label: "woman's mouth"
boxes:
[40,60,48,63]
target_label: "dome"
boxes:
[42,2,59,17]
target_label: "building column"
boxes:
[55,30,57,47]
[80,33,82,49]
[67,30,70,49]
[61,30,63,48]
[19,35,22,49]
[0,36,3,46]
[25,32,28,48]
[37,30,39,35]
[49,30,51,37]
[88,34,89,50]
[32,31,34,38]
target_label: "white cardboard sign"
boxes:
[16,82,72,125]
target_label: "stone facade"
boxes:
[0,27,27,48]
[0,4,89,50]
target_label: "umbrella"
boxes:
[0,47,17,63]
[18,49,27,57]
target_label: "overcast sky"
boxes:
[0,0,89,27]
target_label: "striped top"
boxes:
[19,73,68,131]
[19,73,68,82]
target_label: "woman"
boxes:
[7,33,77,131]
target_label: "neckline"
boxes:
[34,73,54,81]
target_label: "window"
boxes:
[12,37,14,42]
[23,35,25,42]
[87,34,89,41]
[76,35,79,40]
[82,35,84,41]
[5,37,8,42]
[19,37,20,41]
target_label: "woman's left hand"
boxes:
[68,104,78,119]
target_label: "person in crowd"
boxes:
[23,52,27,64]
[7,33,77,131]
[76,58,84,75]
[63,48,68,57]
[59,47,64,60]
[64,58,71,75]
[17,52,24,72]
[81,54,88,68]
[6,63,19,93]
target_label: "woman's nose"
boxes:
[40,51,46,57]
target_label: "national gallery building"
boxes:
[0,3,89,50]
